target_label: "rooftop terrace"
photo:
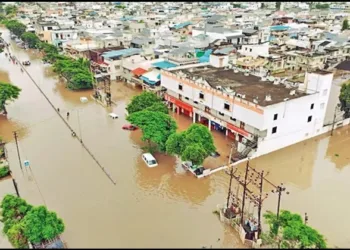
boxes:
[171,66,309,107]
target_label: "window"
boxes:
[218,112,224,116]
[185,97,189,100]
[323,89,327,96]
[273,114,278,120]
[307,116,312,123]
[245,47,247,51]
[230,117,236,121]
[178,84,183,90]
[199,93,204,99]
[194,101,198,104]
[272,126,277,134]
[320,103,325,109]
[224,103,230,110]
[249,48,252,52]
[310,103,314,110]
[47,26,53,30]
[114,65,120,70]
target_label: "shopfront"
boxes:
[164,93,193,117]
[227,122,250,142]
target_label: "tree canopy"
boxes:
[339,81,350,118]
[0,195,65,248]
[0,82,22,115]
[22,206,65,244]
[126,92,168,115]
[21,32,41,48]
[4,19,26,37]
[342,19,349,31]
[52,56,93,90]
[127,110,177,152]
[262,210,327,249]
[4,4,17,16]
[166,123,216,165]
[315,3,330,9]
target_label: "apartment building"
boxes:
[160,55,334,158]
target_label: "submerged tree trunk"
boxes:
[0,104,7,115]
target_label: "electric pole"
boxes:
[12,179,20,197]
[304,212,308,225]
[226,143,235,209]
[240,161,250,225]
[257,170,264,238]
[13,131,23,172]
[273,183,289,221]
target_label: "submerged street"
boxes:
[1,28,350,248]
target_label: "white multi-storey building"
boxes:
[160,55,334,159]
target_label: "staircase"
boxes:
[237,137,258,160]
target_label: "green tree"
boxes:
[145,101,169,114]
[7,223,28,249]
[127,110,177,152]
[181,143,208,166]
[5,4,17,16]
[315,3,329,9]
[5,20,26,37]
[262,210,327,249]
[166,123,216,165]
[342,19,349,31]
[126,92,167,115]
[22,206,65,244]
[0,82,22,115]
[68,71,93,90]
[276,2,281,10]
[339,81,350,118]
[21,32,40,48]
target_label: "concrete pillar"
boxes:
[198,115,201,121]
[177,106,180,114]
[225,129,228,137]
[192,112,196,123]
[172,104,176,113]
[208,119,211,131]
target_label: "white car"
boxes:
[109,113,118,119]
[142,153,158,168]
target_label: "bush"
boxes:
[0,166,10,178]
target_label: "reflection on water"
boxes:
[0,28,350,247]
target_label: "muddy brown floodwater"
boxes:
[0,28,349,248]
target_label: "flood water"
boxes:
[0,28,350,248]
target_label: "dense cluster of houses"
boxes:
[15,1,350,159]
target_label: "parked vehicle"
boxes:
[22,61,31,66]
[142,153,158,168]
[108,113,118,119]
[122,124,138,130]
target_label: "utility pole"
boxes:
[304,212,309,225]
[274,184,288,221]
[226,143,235,209]
[13,131,23,172]
[12,179,20,197]
[257,170,264,238]
[240,161,250,225]
[331,104,341,136]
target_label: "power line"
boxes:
[10,46,117,185]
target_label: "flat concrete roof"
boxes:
[172,66,309,107]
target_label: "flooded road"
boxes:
[0,27,349,248]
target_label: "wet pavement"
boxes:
[0,28,350,248]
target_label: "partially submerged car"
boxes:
[122,124,138,130]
